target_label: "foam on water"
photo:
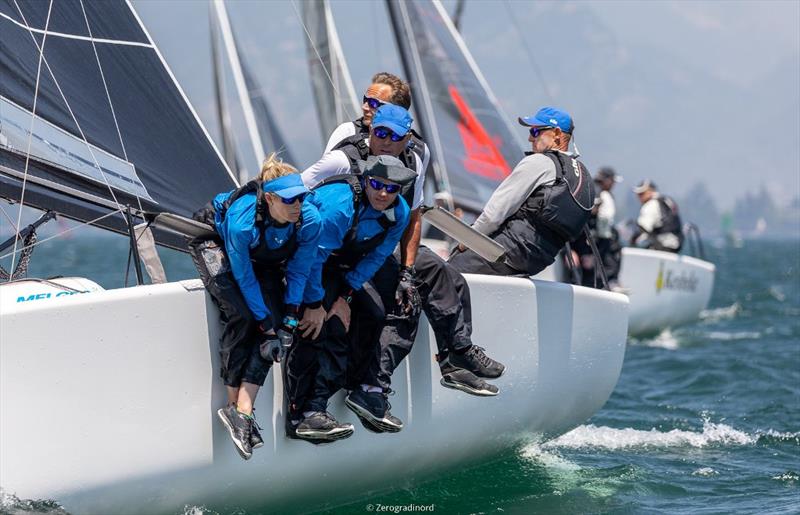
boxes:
[705,330,761,341]
[700,302,741,322]
[692,467,718,477]
[540,419,757,451]
[0,489,65,514]
[630,328,680,350]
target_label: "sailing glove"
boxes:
[395,265,421,317]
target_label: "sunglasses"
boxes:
[277,193,306,204]
[367,177,402,194]
[363,95,385,110]
[372,126,405,142]
[529,126,556,138]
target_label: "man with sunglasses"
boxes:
[288,155,415,443]
[449,106,595,277]
[305,103,506,433]
[323,72,428,171]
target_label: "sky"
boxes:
[132,0,800,211]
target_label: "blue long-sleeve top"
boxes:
[213,190,322,324]
[302,182,410,303]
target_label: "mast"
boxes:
[300,0,360,141]
[385,0,454,207]
[209,4,240,175]
[211,0,265,181]
[384,0,523,215]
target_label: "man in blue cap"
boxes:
[301,103,505,436]
[449,106,595,276]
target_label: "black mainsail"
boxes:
[0,0,236,248]
[386,0,523,215]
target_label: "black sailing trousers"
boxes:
[189,237,284,388]
[288,267,381,415]
[359,246,475,391]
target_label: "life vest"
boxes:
[504,151,594,261]
[193,180,301,268]
[312,174,397,270]
[511,151,594,240]
[332,133,421,209]
[651,195,684,247]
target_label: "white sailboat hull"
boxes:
[1,276,627,513]
[620,248,715,336]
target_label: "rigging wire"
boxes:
[290,0,359,120]
[9,0,54,283]
[78,0,148,218]
[0,203,19,233]
[502,0,554,103]
[0,207,125,262]
[79,0,129,163]
[11,0,128,242]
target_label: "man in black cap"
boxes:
[288,154,415,443]
[631,180,683,253]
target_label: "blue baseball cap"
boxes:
[518,106,574,134]
[262,174,308,199]
[372,104,413,137]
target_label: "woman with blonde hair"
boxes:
[190,153,321,460]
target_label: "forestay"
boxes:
[0,0,236,248]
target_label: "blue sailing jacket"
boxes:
[303,182,410,303]
[213,190,322,323]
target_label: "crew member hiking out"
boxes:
[287,155,414,444]
[189,154,321,460]
[449,106,595,277]
[631,180,683,253]
[313,99,505,435]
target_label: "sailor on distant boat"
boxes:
[189,154,321,460]
[631,180,684,253]
[449,106,595,276]
[315,100,505,434]
[574,167,624,287]
[288,155,414,443]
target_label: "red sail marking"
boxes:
[448,85,511,181]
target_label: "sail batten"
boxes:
[0,0,237,248]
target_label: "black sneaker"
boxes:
[440,368,499,397]
[345,389,404,433]
[443,345,505,378]
[217,405,253,460]
[250,410,264,450]
[295,412,354,442]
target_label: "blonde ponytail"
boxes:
[258,152,298,182]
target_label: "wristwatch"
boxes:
[340,287,354,305]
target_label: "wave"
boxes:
[700,302,741,322]
[705,330,761,341]
[629,328,680,350]
[0,489,66,514]
[539,420,758,451]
